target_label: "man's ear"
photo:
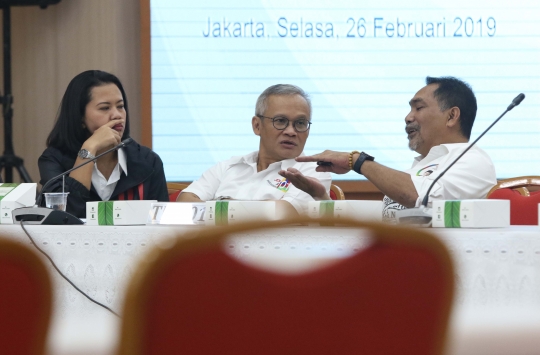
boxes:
[252,116,261,136]
[446,107,461,128]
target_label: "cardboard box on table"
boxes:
[205,201,277,225]
[432,199,510,228]
[0,183,37,224]
[308,200,383,223]
[86,200,156,225]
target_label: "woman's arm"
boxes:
[69,120,123,189]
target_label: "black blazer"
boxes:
[38,139,169,218]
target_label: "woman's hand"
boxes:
[83,120,123,153]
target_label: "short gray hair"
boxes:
[255,84,311,117]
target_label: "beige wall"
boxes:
[0,0,141,183]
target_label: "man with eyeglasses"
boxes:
[178,84,331,215]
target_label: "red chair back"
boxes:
[118,219,454,355]
[488,188,540,225]
[0,237,52,355]
[167,182,189,202]
[329,183,345,200]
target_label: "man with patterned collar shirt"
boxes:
[278,76,497,223]
[178,84,331,216]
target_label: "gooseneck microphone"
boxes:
[36,138,133,207]
[13,138,133,225]
[397,93,525,226]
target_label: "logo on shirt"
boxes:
[267,177,291,193]
[382,195,406,224]
[416,164,439,177]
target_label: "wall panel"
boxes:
[0,0,141,183]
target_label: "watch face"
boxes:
[79,149,89,158]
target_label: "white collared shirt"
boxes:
[92,148,128,201]
[382,143,497,223]
[182,151,332,214]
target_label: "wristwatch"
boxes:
[78,149,96,160]
[353,152,375,175]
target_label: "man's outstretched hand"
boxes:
[295,150,353,174]
[279,168,330,200]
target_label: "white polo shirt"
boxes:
[182,151,332,214]
[382,143,497,223]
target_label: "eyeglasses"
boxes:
[256,115,312,132]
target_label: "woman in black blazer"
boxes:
[39,70,168,218]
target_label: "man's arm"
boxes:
[177,192,204,202]
[177,160,225,202]
[295,150,419,207]
[360,161,418,208]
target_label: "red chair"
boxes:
[166,182,189,202]
[329,183,345,200]
[487,176,540,225]
[117,218,454,355]
[0,236,52,355]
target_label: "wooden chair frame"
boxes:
[487,176,540,197]
[330,183,345,200]
[117,217,454,355]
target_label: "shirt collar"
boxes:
[413,143,469,163]
[118,147,128,175]
[227,151,304,170]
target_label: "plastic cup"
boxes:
[44,192,69,211]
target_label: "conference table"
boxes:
[1,222,540,355]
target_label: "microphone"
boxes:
[396,93,525,226]
[12,138,133,225]
[507,93,525,111]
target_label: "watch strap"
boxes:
[353,152,375,175]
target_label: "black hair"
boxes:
[425,76,477,139]
[46,70,130,155]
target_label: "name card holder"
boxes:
[147,202,206,225]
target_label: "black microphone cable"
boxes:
[20,220,120,318]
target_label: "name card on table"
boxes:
[87,200,156,225]
[308,200,382,225]
[0,183,37,224]
[432,199,510,228]
[147,202,206,225]
[205,201,276,226]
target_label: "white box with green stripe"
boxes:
[86,200,156,225]
[0,183,36,224]
[205,201,276,225]
[432,199,510,228]
[308,200,382,222]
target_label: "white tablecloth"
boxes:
[1,224,540,355]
